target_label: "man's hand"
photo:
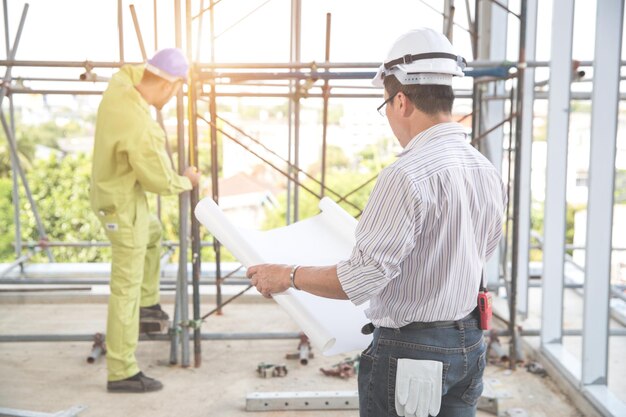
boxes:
[246,264,292,298]
[184,166,201,187]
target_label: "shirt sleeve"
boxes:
[337,166,422,305]
[485,177,508,260]
[128,122,192,196]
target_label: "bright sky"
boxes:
[0,0,621,109]
[0,0,611,70]
[0,0,449,72]
[1,0,462,63]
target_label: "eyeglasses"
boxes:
[376,92,398,117]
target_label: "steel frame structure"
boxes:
[1,1,625,415]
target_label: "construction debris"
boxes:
[86,333,106,364]
[477,394,499,416]
[256,362,288,378]
[525,361,547,377]
[504,408,529,417]
[285,333,314,365]
[319,356,359,379]
[487,328,525,366]
[487,330,509,363]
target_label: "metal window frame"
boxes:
[582,0,624,386]
[541,0,574,346]
[540,0,626,415]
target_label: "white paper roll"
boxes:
[318,197,358,246]
[194,197,372,355]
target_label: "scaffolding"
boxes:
[1,1,625,415]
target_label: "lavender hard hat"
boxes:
[146,48,189,82]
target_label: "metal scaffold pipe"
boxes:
[171,0,189,367]
[0,333,302,343]
[2,59,624,70]
[320,12,331,197]
[3,0,22,264]
[207,0,223,323]
[117,0,124,61]
[186,0,203,369]
[0,4,54,263]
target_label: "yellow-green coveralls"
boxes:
[90,65,191,382]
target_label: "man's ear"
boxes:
[161,79,182,101]
[172,79,183,93]
[397,92,414,117]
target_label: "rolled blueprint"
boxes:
[194,197,372,355]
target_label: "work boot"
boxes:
[107,372,163,393]
[140,304,169,321]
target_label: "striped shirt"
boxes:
[337,122,507,328]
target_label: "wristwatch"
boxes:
[289,265,301,290]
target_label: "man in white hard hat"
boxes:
[246,28,506,417]
[91,48,201,393]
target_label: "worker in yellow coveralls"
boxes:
[90,48,201,393]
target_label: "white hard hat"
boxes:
[372,28,466,87]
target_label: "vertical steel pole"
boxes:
[0,5,27,108]
[516,0,538,318]
[443,0,455,42]
[509,0,528,370]
[291,0,301,221]
[286,95,293,224]
[464,0,476,58]
[470,0,480,151]
[186,0,203,368]
[443,0,451,37]
[2,0,21,264]
[118,0,124,62]
[153,0,158,51]
[471,0,479,60]
[582,0,624,387]
[171,0,191,367]
[285,0,300,224]
[208,0,222,318]
[195,0,205,61]
[481,0,508,288]
[129,5,147,60]
[320,13,331,197]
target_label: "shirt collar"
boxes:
[397,122,468,157]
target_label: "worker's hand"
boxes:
[246,264,291,298]
[184,166,201,187]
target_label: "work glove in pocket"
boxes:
[395,359,442,417]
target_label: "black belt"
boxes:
[361,309,479,335]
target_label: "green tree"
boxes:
[307,145,350,178]
[0,129,37,177]
[16,121,65,151]
[0,178,16,260]
[262,168,380,230]
[357,136,396,172]
[0,117,91,178]
[529,201,580,261]
[17,153,109,262]
[317,104,344,125]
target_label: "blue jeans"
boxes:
[358,314,486,417]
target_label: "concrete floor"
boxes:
[0,291,586,417]
[499,285,626,406]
